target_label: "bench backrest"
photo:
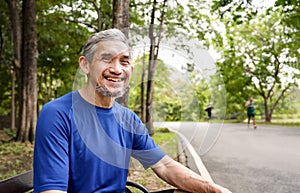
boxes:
[0,170,33,193]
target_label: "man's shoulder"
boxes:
[42,92,74,112]
[37,92,75,128]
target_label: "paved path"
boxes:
[155,122,300,193]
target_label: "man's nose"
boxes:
[109,60,123,74]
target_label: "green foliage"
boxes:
[275,0,300,31]
[129,55,179,121]
[1,0,116,116]
[4,128,17,138]
[129,0,150,27]
[0,142,34,180]
[0,64,13,115]
[184,71,211,121]
[129,52,212,122]
[211,1,300,121]
[36,1,97,105]
[1,0,299,123]
[0,1,14,116]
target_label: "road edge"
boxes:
[170,128,214,183]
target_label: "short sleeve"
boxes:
[33,102,70,192]
[129,115,165,169]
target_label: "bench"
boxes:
[0,171,33,193]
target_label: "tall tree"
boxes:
[145,0,167,135]
[140,48,147,123]
[214,3,299,122]
[5,0,37,142]
[6,0,22,131]
[112,0,130,107]
[16,0,37,142]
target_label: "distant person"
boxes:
[205,105,213,121]
[245,97,257,129]
[33,29,232,193]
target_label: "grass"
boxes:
[126,127,178,192]
[221,116,300,126]
[0,141,34,180]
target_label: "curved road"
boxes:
[154,122,300,193]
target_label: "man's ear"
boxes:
[79,56,90,75]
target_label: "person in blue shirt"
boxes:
[34,28,231,193]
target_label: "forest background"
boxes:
[0,0,299,144]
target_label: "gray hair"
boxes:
[83,29,130,63]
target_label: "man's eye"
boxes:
[121,61,130,65]
[102,59,112,63]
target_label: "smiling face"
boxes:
[81,40,133,99]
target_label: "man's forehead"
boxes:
[98,40,131,57]
[100,52,131,59]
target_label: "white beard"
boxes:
[95,85,127,98]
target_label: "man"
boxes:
[245,97,257,129]
[34,29,231,193]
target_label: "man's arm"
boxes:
[151,156,231,193]
[245,101,250,108]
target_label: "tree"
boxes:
[36,0,110,105]
[275,0,300,70]
[17,0,37,142]
[5,0,22,131]
[241,11,299,122]
[129,55,175,121]
[145,0,167,135]
[127,0,220,125]
[112,0,130,107]
[5,0,38,142]
[214,4,300,122]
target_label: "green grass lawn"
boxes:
[222,114,300,126]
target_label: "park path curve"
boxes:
[155,122,300,193]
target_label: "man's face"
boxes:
[88,40,133,98]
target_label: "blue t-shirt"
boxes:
[33,91,165,193]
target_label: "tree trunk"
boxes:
[6,0,22,131]
[263,96,271,122]
[145,0,157,136]
[92,1,103,31]
[112,0,130,107]
[145,0,167,135]
[16,0,37,142]
[11,70,16,130]
[140,47,147,123]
